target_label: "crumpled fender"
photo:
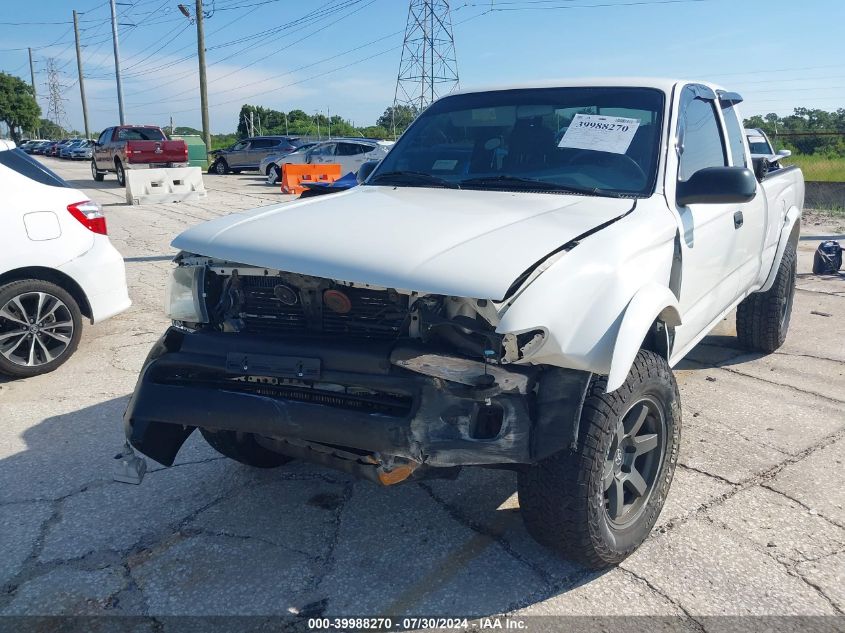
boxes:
[605,283,682,392]
[760,205,801,293]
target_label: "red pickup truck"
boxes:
[91,125,188,186]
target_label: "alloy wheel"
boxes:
[602,396,666,528]
[0,292,74,367]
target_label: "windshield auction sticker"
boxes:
[558,114,641,154]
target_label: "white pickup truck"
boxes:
[124,79,804,568]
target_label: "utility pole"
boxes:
[72,10,90,138]
[195,0,211,156]
[109,0,125,124]
[249,110,254,137]
[28,48,39,138]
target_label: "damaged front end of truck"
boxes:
[124,255,593,485]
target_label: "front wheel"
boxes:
[210,159,229,175]
[736,242,797,353]
[518,350,681,569]
[0,280,83,378]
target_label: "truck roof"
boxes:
[449,77,725,96]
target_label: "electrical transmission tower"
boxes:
[46,58,68,130]
[393,0,459,115]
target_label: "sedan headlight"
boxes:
[165,266,208,323]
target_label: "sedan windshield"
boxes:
[370,87,664,197]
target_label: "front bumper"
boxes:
[124,329,591,476]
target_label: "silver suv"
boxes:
[209,136,302,174]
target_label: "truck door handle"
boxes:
[733,210,744,229]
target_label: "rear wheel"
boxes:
[115,159,126,186]
[0,280,83,378]
[518,350,681,569]
[736,242,797,353]
[91,159,104,182]
[200,428,292,468]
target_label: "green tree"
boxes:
[376,104,418,135]
[37,118,68,140]
[0,72,40,143]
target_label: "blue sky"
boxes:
[1,0,842,134]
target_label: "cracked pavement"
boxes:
[1,158,844,626]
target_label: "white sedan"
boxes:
[0,140,130,377]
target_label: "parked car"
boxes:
[209,136,302,175]
[259,141,318,177]
[0,140,130,378]
[745,128,792,179]
[29,141,53,155]
[92,125,188,186]
[21,139,47,153]
[28,141,47,155]
[268,138,393,184]
[124,79,804,569]
[34,141,57,155]
[69,139,95,161]
[59,139,86,159]
[45,140,71,157]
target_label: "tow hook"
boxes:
[113,440,147,485]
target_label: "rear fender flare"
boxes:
[606,283,682,393]
[760,205,801,293]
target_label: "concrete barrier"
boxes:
[125,167,207,205]
[805,181,845,211]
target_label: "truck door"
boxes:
[94,128,112,169]
[719,95,766,295]
[670,85,742,353]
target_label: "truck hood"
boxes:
[172,186,634,299]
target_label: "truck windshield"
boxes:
[370,87,664,197]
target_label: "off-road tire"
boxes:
[736,242,797,353]
[199,428,292,468]
[518,350,681,569]
[115,159,126,187]
[0,279,83,378]
[91,159,105,182]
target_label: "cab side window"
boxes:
[678,91,726,181]
[97,128,112,144]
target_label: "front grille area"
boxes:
[160,374,412,416]
[238,276,409,340]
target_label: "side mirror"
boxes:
[677,167,757,206]
[777,149,792,158]
[357,160,379,183]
